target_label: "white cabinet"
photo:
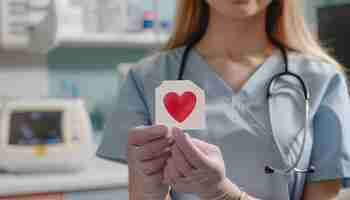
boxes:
[0,157,129,198]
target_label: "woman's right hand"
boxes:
[128,125,173,199]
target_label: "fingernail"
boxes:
[164,147,172,153]
[171,126,177,133]
[168,137,175,145]
[173,127,181,136]
[184,132,189,137]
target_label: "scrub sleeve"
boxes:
[307,72,350,187]
[96,69,149,162]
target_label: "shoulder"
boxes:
[124,47,186,113]
[288,51,344,81]
[288,51,347,92]
[288,51,348,110]
[130,46,185,84]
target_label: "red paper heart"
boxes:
[163,91,197,123]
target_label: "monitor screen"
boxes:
[318,4,350,71]
[9,111,63,146]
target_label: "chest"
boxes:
[205,57,264,93]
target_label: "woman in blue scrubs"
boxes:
[97,0,350,199]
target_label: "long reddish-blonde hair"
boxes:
[165,0,343,70]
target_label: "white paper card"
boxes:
[155,80,206,130]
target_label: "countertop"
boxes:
[0,156,128,196]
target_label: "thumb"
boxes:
[173,127,209,169]
[191,138,213,156]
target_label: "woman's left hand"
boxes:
[163,127,242,200]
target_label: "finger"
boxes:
[177,171,203,185]
[139,153,170,176]
[167,158,182,184]
[191,138,217,155]
[173,127,208,168]
[172,143,194,177]
[135,137,174,161]
[128,125,169,146]
[143,170,164,185]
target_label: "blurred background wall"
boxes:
[0,0,349,144]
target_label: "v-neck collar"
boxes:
[186,47,284,102]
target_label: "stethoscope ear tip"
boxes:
[265,166,275,174]
[308,166,316,173]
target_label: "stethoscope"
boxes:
[177,45,315,176]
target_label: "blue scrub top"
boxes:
[97,47,350,200]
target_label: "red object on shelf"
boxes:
[143,10,157,30]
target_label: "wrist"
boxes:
[143,184,170,200]
[199,178,242,200]
[144,191,170,200]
